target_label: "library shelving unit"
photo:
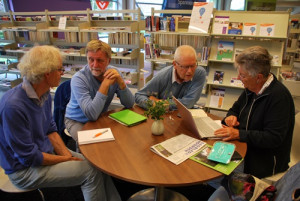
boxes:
[280,14,300,97]
[206,10,290,112]
[0,9,145,89]
[145,8,211,83]
[284,14,300,71]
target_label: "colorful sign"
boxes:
[96,1,109,10]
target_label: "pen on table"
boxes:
[93,129,108,138]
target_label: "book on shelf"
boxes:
[190,144,243,175]
[169,17,176,32]
[145,16,152,31]
[291,19,299,29]
[213,71,224,84]
[243,23,257,36]
[259,23,275,37]
[272,55,280,66]
[230,77,244,87]
[228,22,243,35]
[159,17,169,31]
[144,43,151,59]
[109,109,147,126]
[212,16,229,34]
[152,16,160,32]
[150,134,206,165]
[216,41,234,61]
[78,128,114,145]
[234,48,244,60]
[209,87,225,108]
[123,15,132,21]
[188,2,214,33]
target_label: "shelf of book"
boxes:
[284,14,300,71]
[0,9,145,89]
[79,21,140,33]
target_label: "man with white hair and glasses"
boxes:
[135,45,206,110]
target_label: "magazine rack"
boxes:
[206,10,290,112]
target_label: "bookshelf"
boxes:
[279,14,300,98]
[0,9,145,89]
[284,14,300,71]
[206,10,290,112]
[145,8,211,83]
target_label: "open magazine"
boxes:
[150,134,206,165]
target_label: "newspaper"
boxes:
[150,134,206,165]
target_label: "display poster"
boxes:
[188,2,213,33]
[259,23,275,37]
[243,23,257,36]
[212,16,229,34]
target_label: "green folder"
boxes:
[109,109,147,126]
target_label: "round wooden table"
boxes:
[79,105,247,201]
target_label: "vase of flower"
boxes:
[151,119,165,135]
[144,99,169,135]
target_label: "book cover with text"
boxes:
[259,23,275,37]
[188,2,214,33]
[228,22,243,35]
[216,41,234,61]
[213,71,224,84]
[212,16,229,34]
[243,23,257,36]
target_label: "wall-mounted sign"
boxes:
[96,1,109,10]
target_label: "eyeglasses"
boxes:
[57,68,65,73]
[175,61,197,70]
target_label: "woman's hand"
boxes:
[214,126,240,141]
[224,115,240,127]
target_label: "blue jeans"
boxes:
[8,150,121,201]
[65,117,84,142]
[275,162,300,201]
[208,160,244,189]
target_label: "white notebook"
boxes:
[78,128,115,145]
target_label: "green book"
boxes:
[109,109,147,126]
[190,144,243,175]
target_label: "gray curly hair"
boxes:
[18,45,64,84]
[235,46,272,78]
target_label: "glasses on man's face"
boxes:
[175,61,197,70]
[57,68,65,73]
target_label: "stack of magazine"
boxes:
[190,144,243,175]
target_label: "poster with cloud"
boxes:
[188,2,213,33]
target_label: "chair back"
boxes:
[53,80,71,143]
